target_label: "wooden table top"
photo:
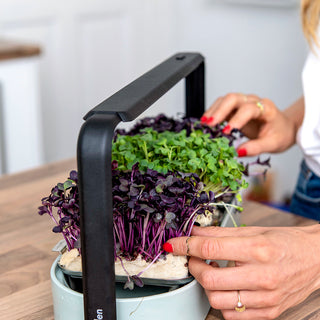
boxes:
[0,158,319,320]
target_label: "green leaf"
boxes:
[140,159,149,168]
[188,158,201,169]
[158,147,169,155]
[57,183,64,191]
[112,128,248,192]
[207,162,217,171]
[200,149,208,157]
[229,180,238,191]
[195,137,202,145]
[63,180,73,190]
[236,193,242,203]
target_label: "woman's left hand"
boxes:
[163,225,320,320]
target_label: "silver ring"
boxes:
[235,290,246,312]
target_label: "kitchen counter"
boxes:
[0,158,319,320]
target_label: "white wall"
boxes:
[0,0,179,168]
[173,0,308,202]
[0,0,307,202]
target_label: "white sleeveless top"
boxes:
[297,36,320,177]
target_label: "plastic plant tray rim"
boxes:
[52,256,199,303]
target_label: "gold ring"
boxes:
[256,101,264,114]
[235,290,246,312]
[186,236,192,256]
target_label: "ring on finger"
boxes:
[235,290,246,312]
[256,101,264,115]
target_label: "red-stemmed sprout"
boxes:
[38,170,80,252]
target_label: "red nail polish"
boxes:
[206,116,214,124]
[222,124,231,134]
[162,242,173,253]
[200,116,207,123]
[237,148,247,157]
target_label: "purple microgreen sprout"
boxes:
[38,170,80,252]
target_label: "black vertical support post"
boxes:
[77,52,205,320]
[186,61,205,118]
[78,114,120,320]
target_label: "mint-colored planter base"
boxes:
[51,257,210,320]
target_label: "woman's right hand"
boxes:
[201,93,297,157]
[163,224,320,320]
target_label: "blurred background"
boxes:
[0,0,307,208]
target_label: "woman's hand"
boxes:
[202,93,300,157]
[163,225,320,320]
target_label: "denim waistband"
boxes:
[300,160,315,180]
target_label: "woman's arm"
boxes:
[283,95,305,141]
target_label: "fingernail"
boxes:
[237,148,247,157]
[206,116,214,124]
[222,124,231,134]
[200,116,207,123]
[162,242,173,253]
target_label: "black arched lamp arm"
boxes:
[77,52,205,320]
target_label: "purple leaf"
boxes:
[132,275,144,288]
[52,225,63,233]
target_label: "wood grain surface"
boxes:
[0,158,319,320]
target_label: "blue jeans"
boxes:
[290,160,320,221]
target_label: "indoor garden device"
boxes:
[51,52,219,320]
